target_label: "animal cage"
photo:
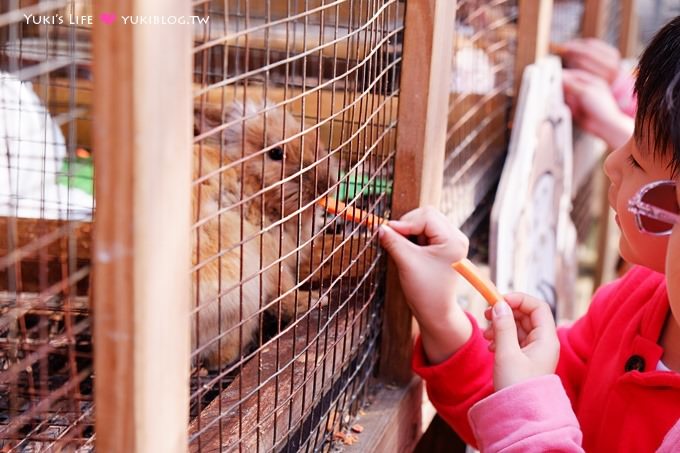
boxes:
[189,0,401,450]
[0,0,95,450]
[441,0,517,235]
[550,0,637,53]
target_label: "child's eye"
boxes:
[628,155,642,169]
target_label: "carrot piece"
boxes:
[451,258,503,305]
[76,148,91,159]
[549,42,567,57]
[318,196,386,229]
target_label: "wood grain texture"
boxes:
[618,0,638,58]
[0,217,92,293]
[514,0,553,106]
[0,217,92,262]
[92,1,135,448]
[380,0,455,385]
[343,379,436,452]
[92,0,192,451]
[581,0,608,39]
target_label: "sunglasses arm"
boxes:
[629,201,680,227]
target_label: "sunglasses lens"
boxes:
[640,182,679,233]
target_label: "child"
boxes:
[378,16,680,452]
[466,176,680,451]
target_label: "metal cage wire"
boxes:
[1,0,95,450]
[189,0,402,451]
[441,0,517,233]
[551,0,585,43]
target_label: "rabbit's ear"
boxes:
[194,105,223,135]
[223,100,245,125]
[224,98,265,123]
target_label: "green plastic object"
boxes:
[338,172,392,201]
[57,151,94,195]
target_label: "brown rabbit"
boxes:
[192,98,338,370]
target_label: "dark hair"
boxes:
[635,15,680,176]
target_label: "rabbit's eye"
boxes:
[268,146,284,161]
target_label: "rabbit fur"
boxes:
[192,98,338,369]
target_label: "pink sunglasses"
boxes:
[627,180,680,236]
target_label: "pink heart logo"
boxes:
[99,12,116,24]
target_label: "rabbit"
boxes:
[192,98,339,370]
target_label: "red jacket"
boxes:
[413,266,680,452]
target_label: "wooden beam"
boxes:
[514,0,553,105]
[379,0,456,385]
[618,0,638,58]
[582,0,608,39]
[92,1,192,451]
[0,217,92,262]
[343,378,436,452]
[0,217,92,293]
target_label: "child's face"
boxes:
[603,136,673,272]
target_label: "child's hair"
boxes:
[635,15,680,176]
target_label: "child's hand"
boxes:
[379,207,472,364]
[563,69,634,149]
[559,38,622,85]
[482,294,559,391]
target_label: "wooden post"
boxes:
[379,0,456,385]
[582,0,608,39]
[618,0,638,58]
[92,1,193,452]
[514,0,553,106]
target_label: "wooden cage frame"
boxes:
[92,0,192,451]
[81,0,638,451]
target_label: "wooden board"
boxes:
[380,0,455,385]
[0,217,92,262]
[0,217,92,293]
[92,0,193,451]
[491,56,577,317]
[618,0,638,57]
[581,0,608,39]
[514,0,553,107]
[194,16,401,62]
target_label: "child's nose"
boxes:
[603,147,622,185]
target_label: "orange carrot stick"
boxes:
[451,258,503,305]
[550,42,567,57]
[318,197,386,229]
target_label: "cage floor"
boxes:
[189,268,384,452]
[0,291,94,452]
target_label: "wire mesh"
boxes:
[0,0,95,450]
[604,0,622,47]
[441,0,517,229]
[551,0,585,43]
[190,0,402,450]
